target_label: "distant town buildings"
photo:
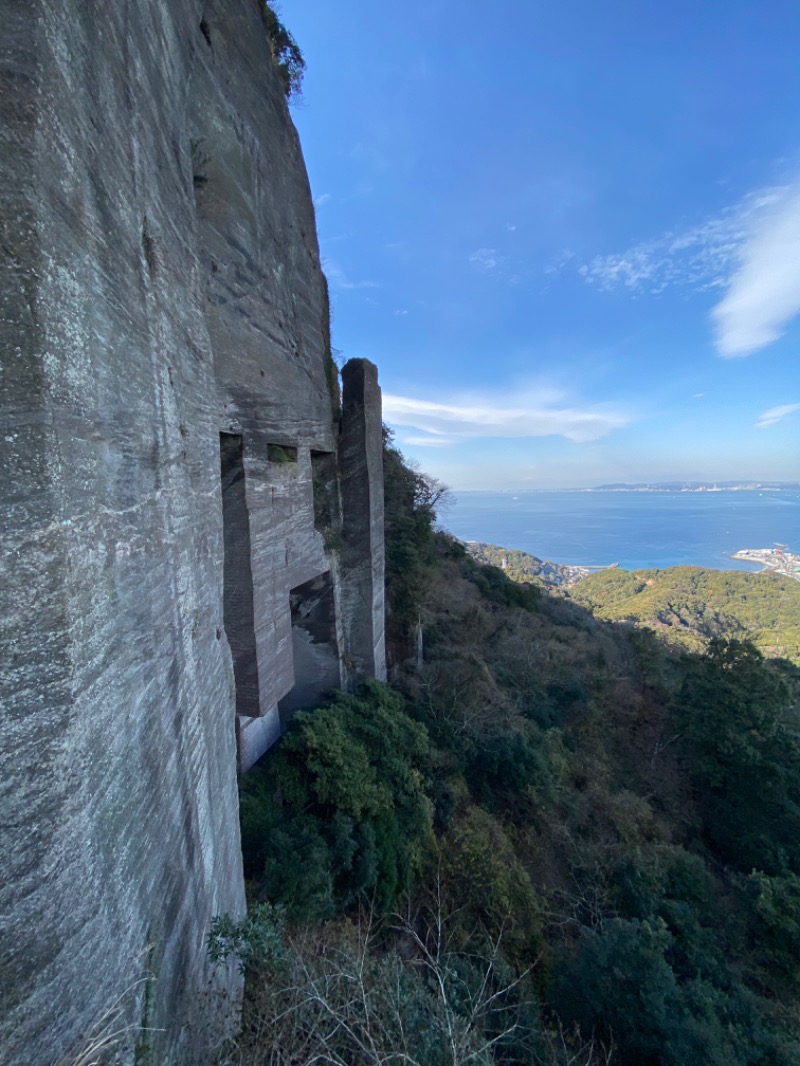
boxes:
[731,547,800,583]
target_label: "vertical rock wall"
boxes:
[340,360,388,684]
[0,1,385,1062]
[1,4,251,1062]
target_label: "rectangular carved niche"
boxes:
[267,442,298,464]
[219,432,260,718]
[311,449,340,534]
[278,572,340,727]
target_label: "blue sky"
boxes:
[285,0,800,488]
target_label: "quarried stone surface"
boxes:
[0,2,384,1063]
[339,359,388,685]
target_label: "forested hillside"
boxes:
[571,566,800,663]
[217,440,800,1066]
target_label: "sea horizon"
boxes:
[441,489,800,573]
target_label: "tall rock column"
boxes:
[339,359,387,684]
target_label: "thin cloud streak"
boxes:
[754,402,800,428]
[384,390,630,445]
[400,435,456,447]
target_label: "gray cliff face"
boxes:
[340,360,388,685]
[0,3,385,1063]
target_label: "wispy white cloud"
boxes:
[324,260,379,291]
[579,181,800,356]
[544,249,575,276]
[394,309,409,316]
[384,388,630,445]
[314,192,332,209]
[400,434,456,448]
[578,209,747,294]
[712,189,800,356]
[468,248,501,272]
[754,402,800,428]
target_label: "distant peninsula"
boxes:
[586,481,800,492]
[465,542,615,588]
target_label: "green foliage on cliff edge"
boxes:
[231,442,800,1065]
[259,2,305,98]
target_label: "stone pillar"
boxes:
[338,359,387,684]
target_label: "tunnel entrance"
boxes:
[219,432,260,719]
[278,571,340,727]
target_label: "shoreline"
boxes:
[731,548,800,584]
[464,540,800,588]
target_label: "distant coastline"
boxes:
[586,481,800,493]
[454,482,800,495]
[467,541,800,587]
[445,489,800,574]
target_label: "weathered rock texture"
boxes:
[339,360,388,686]
[0,2,385,1063]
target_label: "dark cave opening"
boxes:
[278,571,340,728]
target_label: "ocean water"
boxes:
[442,490,800,573]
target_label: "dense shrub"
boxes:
[240,681,433,918]
[677,639,800,874]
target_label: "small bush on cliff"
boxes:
[207,902,285,973]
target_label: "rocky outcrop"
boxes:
[0,2,384,1063]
